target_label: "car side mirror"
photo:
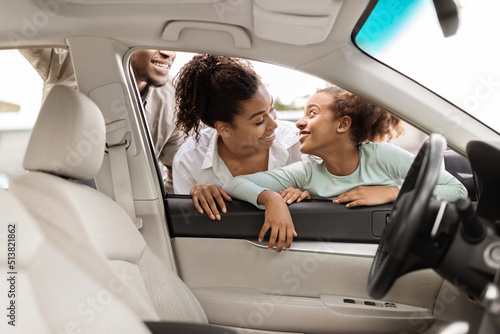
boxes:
[432,0,460,37]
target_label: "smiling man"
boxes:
[19,48,184,192]
[131,50,175,90]
[129,49,184,192]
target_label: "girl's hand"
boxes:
[190,182,232,220]
[257,190,297,253]
[333,185,399,208]
[279,187,311,204]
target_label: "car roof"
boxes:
[2,0,360,75]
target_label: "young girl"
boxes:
[223,86,467,253]
[173,54,301,220]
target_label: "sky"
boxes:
[0,50,326,130]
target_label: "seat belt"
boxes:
[107,142,143,230]
[90,84,143,230]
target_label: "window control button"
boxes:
[343,298,356,304]
[364,301,376,306]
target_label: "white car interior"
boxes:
[6,81,479,334]
[2,0,498,333]
[0,189,154,334]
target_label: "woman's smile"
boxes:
[259,131,276,142]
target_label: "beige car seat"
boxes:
[9,85,208,324]
[0,189,153,334]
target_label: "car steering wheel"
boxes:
[367,133,447,299]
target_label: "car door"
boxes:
[165,191,478,333]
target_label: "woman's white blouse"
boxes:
[173,120,301,194]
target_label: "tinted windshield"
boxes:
[355,0,500,133]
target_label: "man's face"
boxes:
[131,50,176,88]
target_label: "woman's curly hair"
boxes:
[318,86,404,146]
[174,54,261,140]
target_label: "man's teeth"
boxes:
[152,62,169,69]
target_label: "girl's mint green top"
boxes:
[223,142,467,209]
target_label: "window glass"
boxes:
[355,0,500,132]
[0,50,43,188]
[161,52,426,194]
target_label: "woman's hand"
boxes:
[257,190,297,253]
[279,187,311,204]
[190,182,232,220]
[333,185,399,208]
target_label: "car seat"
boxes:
[2,188,241,333]
[9,85,208,324]
[0,189,153,334]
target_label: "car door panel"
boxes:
[173,237,440,334]
[167,196,391,242]
[166,197,445,333]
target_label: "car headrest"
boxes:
[23,85,105,180]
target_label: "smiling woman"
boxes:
[172,54,302,219]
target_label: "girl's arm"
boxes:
[334,185,399,208]
[223,162,308,253]
[223,161,308,208]
[434,170,468,202]
[257,190,297,253]
[379,143,467,202]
